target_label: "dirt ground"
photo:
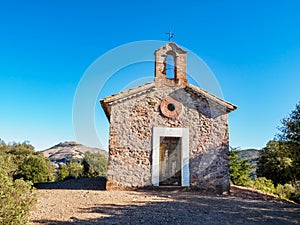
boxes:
[29,178,300,225]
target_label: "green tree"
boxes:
[56,164,69,181]
[277,102,300,181]
[82,151,108,177]
[279,102,300,144]
[0,140,54,183]
[256,102,300,203]
[55,151,108,181]
[19,154,54,183]
[229,149,252,186]
[258,103,300,185]
[257,141,293,185]
[8,142,35,169]
[67,161,83,178]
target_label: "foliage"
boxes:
[276,183,296,199]
[19,154,55,183]
[277,102,300,181]
[0,141,16,177]
[56,162,83,180]
[254,102,300,202]
[257,141,293,185]
[56,164,69,181]
[66,161,83,179]
[0,141,36,225]
[229,149,252,186]
[82,151,108,177]
[55,151,108,181]
[248,177,276,194]
[257,102,299,194]
[0,141,55,183]
[278,102,300,144]
[288,181,300,203]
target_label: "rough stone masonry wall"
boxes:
[107,85,230,191]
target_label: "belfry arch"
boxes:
[154,42,188,88]
[165,51,176,79]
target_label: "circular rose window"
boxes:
[160,96,183,119]
[167,103,176,111]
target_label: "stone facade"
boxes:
[101,42,237,192]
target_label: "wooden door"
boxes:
[159,137,182,186]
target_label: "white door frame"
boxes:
[152,127,189,186]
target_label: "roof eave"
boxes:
[100,99,111,121]
[100,82,156,121]
[187,84,237,113]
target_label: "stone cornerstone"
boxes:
[100,42,237,192]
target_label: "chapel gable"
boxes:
[100,41,237,192]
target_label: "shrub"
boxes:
[276,183,296,199]
[19,154,54,183]
[289,181,300,203]
[0,158,36,225]
[249,177,276,194]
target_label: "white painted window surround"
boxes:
[152,127,189,186]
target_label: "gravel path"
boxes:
[29,178,300,225]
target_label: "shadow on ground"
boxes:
[34,177,106,190]
[31,190,300,225]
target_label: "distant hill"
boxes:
[237,149,260,161]
[41,141,108,168]
[237,149,260,179]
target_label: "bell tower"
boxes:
[154,42,188,88]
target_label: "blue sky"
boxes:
[0,1,299,150]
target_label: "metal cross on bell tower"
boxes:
[166,30,174,42]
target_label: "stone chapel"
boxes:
[100,42,237,192]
